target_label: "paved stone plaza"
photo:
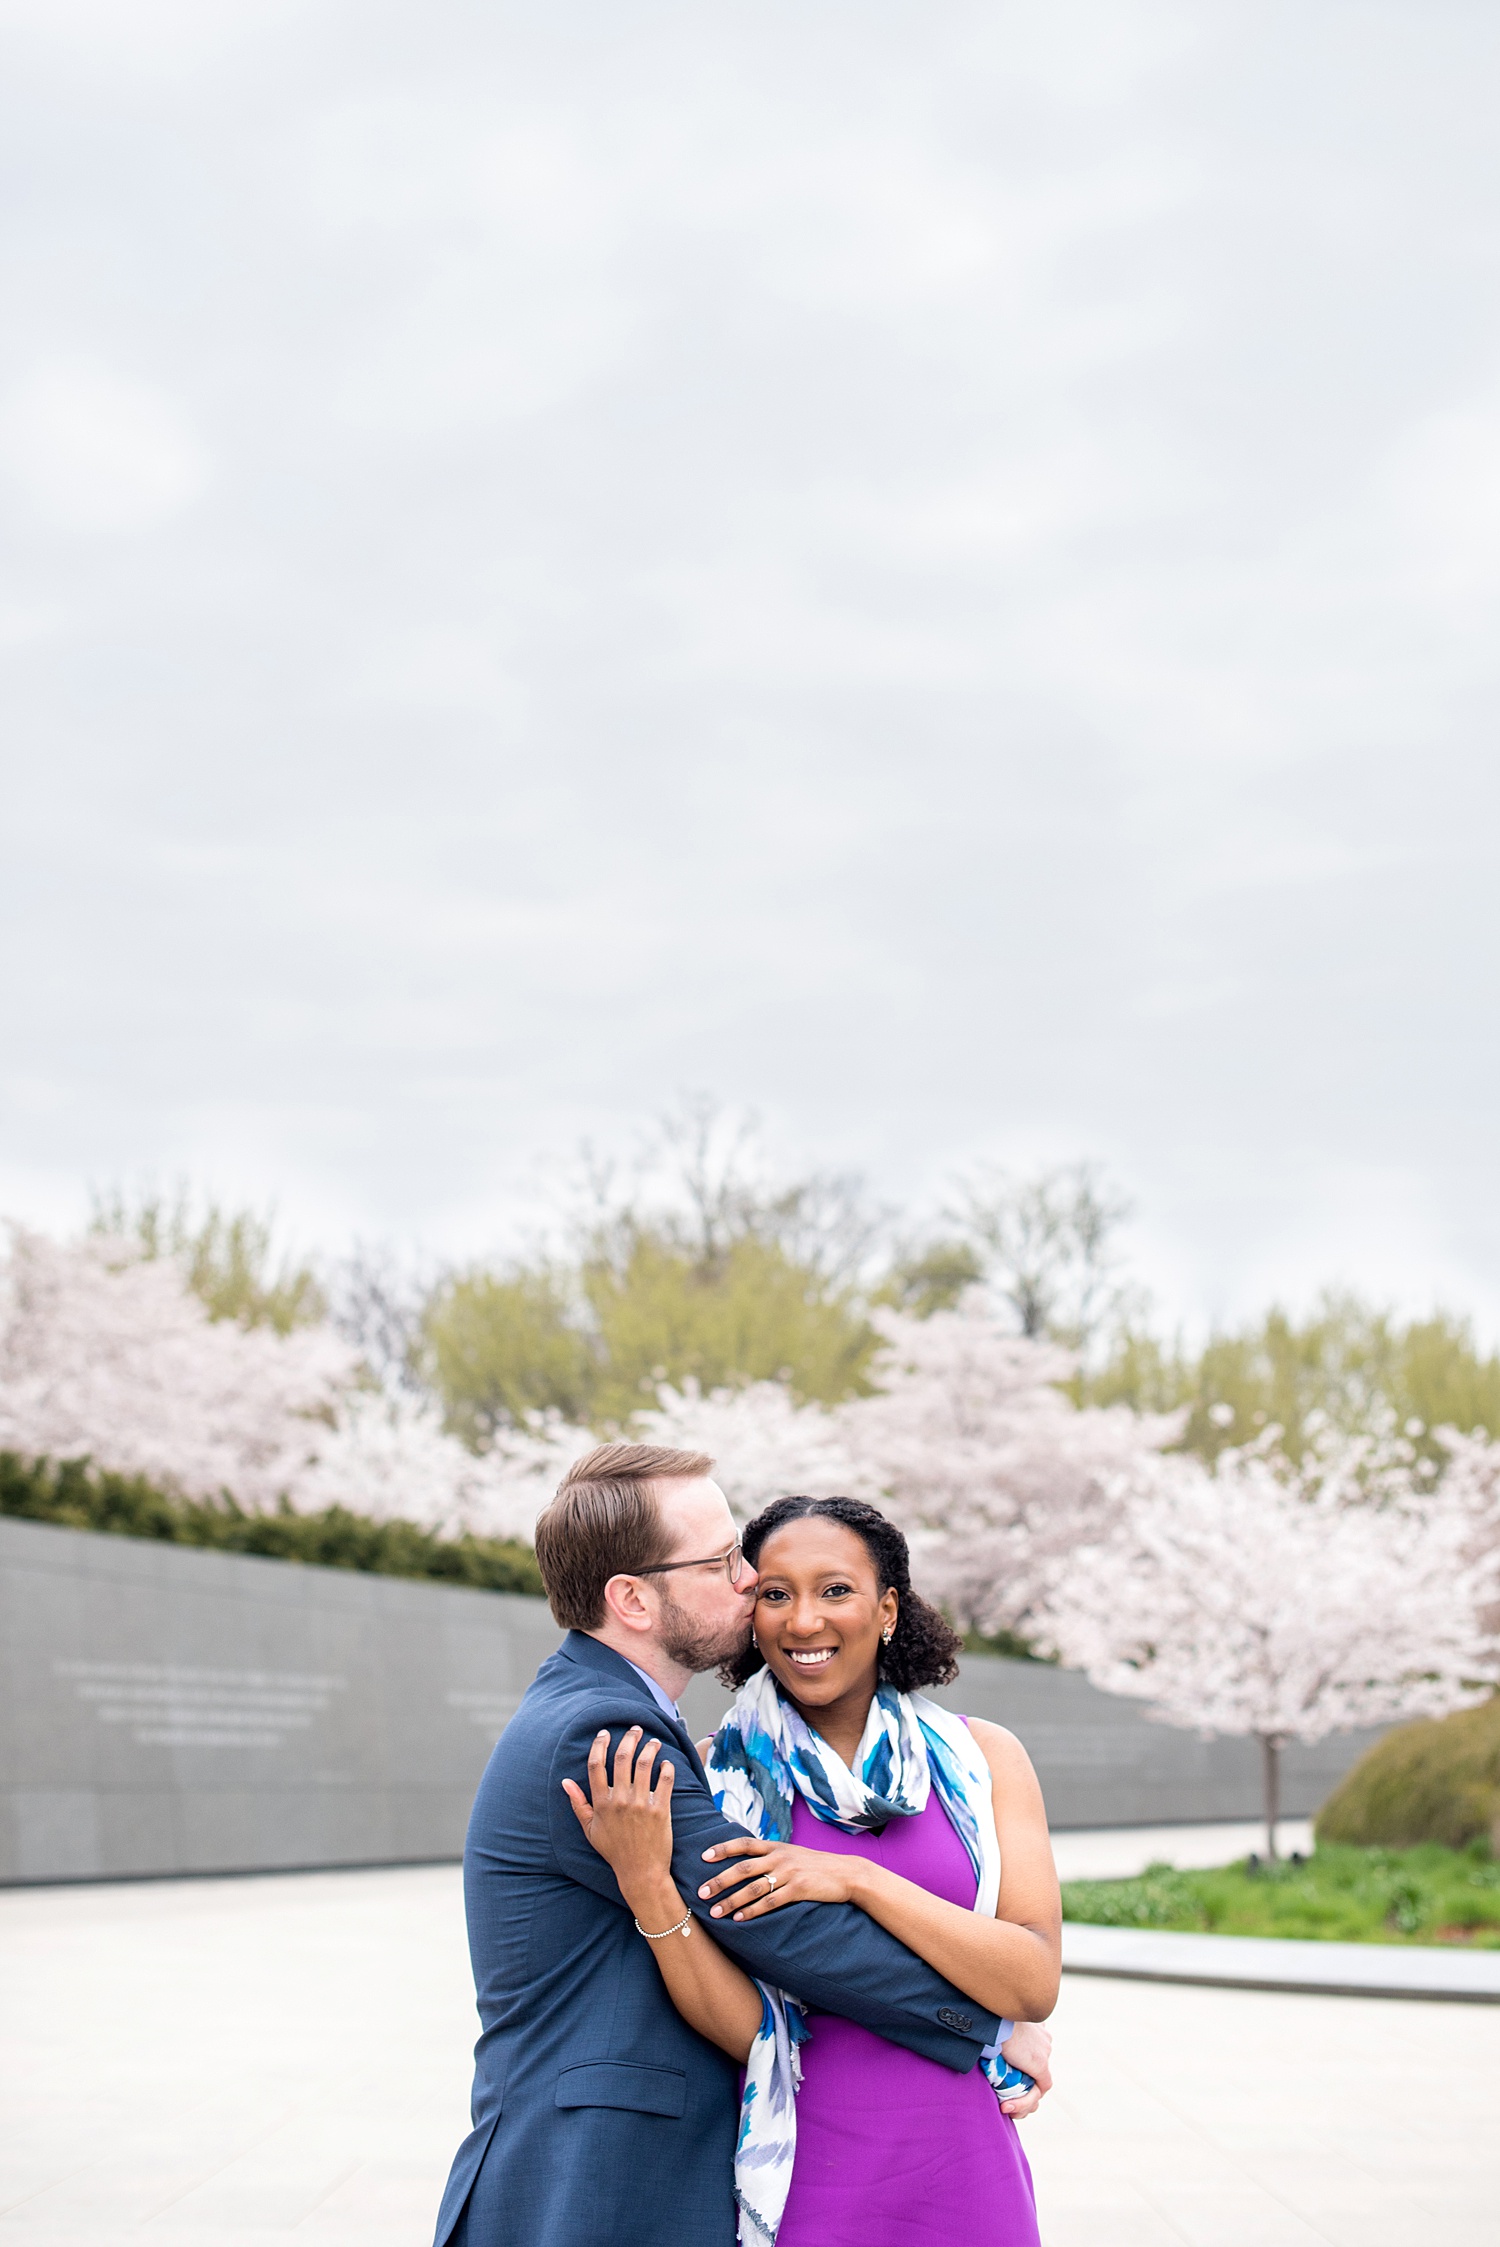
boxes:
[2,1864,1496,2246]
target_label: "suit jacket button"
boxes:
[937,2006,973,2032]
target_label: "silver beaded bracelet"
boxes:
[635,1910,693,1941]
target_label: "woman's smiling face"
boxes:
[751,1517,898,1714]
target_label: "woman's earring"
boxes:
[881,1624,895,1645]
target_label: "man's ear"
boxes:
[602,1572,655,1635]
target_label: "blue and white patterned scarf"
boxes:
[705,1666,1032,2245]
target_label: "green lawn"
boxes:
[1060,1840,1500,1946]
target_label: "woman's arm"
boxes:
[562,1725,764,2063]
[697,1720,1061,2024]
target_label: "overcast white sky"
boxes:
[3,0,1500,1332]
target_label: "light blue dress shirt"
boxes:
[623,1657,683,1726]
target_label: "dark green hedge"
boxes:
[0,1451,545,1598]
[1316,1697,1500,1851]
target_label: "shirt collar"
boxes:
[622,1657,682,1725]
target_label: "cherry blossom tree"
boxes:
[468,1410,599,1541]
[1037,1436,1500,1855]
[1431,1425,1500,1637]
[0,1225,593,1542]
[0,1226,353,1509]
[840,1297,1178,1640]
[633,1377,875,1518]
[294,1387,591,1541]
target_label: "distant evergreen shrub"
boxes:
[0,1451,545,1598]
[1315,1698,1500,1851]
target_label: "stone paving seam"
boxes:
[125,2109,307,2228]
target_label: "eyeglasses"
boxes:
[635,1541,747,1587]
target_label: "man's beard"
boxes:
[657,1589,753,1676]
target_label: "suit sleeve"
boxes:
[545,1699,1001,2075]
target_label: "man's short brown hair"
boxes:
[533,1442,715,1630]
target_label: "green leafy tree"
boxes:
[91,1188,324,1333]
[421,1105,880,1441]
[881,1239,985,1317]
[581,1224,874,1424]
[422,1266,599,1442]
[422,1227,876,1442]
[1088,1294,1500,1464]
[573,1102,878,1420]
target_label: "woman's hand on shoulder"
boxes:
[696,1835,866,1920]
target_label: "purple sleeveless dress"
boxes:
[774,1782,1041,2247]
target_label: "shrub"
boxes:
[1059,1863,1208,1929]
[0,1451,544,1597]
[1315,1697,1500,1851]
[1061,1841,1500,1944]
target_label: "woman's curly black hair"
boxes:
[719,1495,962,1693]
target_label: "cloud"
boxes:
[0,0,302,80]
[1,0,1499,1337]
[0,367,210,534]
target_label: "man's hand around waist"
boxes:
[998,2021,1052,2118]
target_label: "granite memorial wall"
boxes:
[0,1515,1382,1883]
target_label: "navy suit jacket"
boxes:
[433,1630,1001,2247]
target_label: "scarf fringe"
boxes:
[735,2189,778,2246]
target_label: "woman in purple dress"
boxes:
[569,1496,1059,2247]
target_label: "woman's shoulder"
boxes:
[964,1716,1038,1780]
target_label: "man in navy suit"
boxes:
[433,1442,1046,2247]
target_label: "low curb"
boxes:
[1061,1921,1500,2004]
